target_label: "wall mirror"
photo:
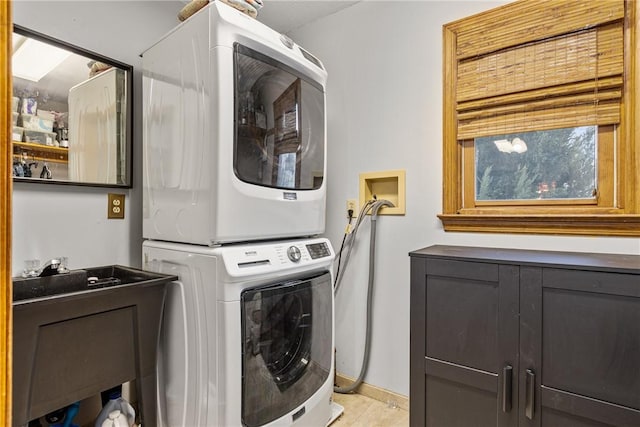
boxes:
[11,25,132,187]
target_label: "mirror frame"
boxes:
[12,24,133,188]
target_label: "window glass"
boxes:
[276,152,296,188]
[474,126,597,201]
[234,44,325,190]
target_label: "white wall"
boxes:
[12,1,181,275]
[289,0,640,397]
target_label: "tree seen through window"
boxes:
[475,127,596,201]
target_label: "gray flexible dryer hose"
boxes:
[335,199,393,394]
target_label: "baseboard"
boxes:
[334,373,409,412]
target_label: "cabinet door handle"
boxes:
[525,369,535,420]
[502,365,513,412]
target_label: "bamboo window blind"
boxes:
[450,0,624,140]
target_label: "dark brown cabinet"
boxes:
[410,245,640,427]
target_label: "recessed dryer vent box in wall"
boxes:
[359,170,406,215]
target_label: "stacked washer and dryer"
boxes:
[141,2,336,426]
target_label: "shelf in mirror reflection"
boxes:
[13,141,68,163]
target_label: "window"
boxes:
[439,0,640,236]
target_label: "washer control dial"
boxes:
[287,246,302,262]
[280,34,294,49]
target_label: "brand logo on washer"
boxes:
[283,192,297,200]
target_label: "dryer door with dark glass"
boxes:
[234,44,325,191]
[241,271,332,427]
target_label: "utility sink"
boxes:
[12,265,177,427]
[13,265,171,303]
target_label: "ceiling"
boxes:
[256,1,359,33]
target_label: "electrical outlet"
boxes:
[108,193,125,219]
[346,199,358,218]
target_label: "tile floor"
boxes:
[330,392,409,427]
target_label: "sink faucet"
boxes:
[38,259,61,277]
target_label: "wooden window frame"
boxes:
[439,0,640,237]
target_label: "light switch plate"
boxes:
[108,193,125,219]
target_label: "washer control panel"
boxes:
[222,238,334,277]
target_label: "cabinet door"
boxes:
[521,267,640,427]
[411,257,519,427]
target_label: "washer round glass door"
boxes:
[241,271,332,427]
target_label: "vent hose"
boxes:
[334,199,393,394]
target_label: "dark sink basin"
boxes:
[13,270,87,302]
[13,265,174,303]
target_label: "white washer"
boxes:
[143,237,335,427]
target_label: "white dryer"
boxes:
[142,237,335,426]
[142,1,328,246]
